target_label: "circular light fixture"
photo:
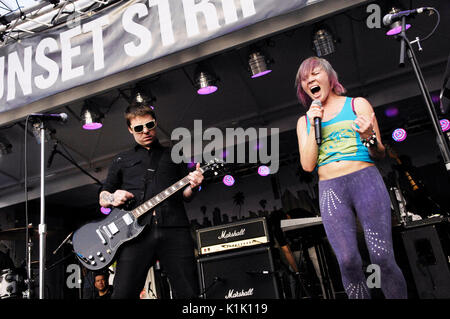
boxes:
[249,52,272,78]
[257,165,270,176]
[385,106,399,117]
[81,104,103,130]
[392,128,407,142]
[195,70,218,95]
[312,27,335,57]
[223,175,235,186]
[440,119,450,132]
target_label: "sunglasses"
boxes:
[131,120,157,133]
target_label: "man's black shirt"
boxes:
[101,141,190,227]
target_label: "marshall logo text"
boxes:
[224,288,255,299]
[218,228,246,240]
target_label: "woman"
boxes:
[295,56,407,299]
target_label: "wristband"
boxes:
[361,130,378,148]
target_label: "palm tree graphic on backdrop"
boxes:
[232,191,245,219]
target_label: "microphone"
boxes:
[383,7,432,26]
[30,112,68,123]
[47,143,58,168]
[311,100,322,145]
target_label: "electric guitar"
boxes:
[72,158,224,271]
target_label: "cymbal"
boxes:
[0,227,38,241]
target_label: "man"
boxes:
[94,272,113,299]
[99,103,204,299]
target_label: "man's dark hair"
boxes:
[124,102,156,127]
[93,270,109,281]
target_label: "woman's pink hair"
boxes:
[295,56,346,107]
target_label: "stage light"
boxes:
[248,51,272,78]
[392,128,407,142]
[223,175,235,186]
[257,165,270,176]
[385,7,411,36]
[385,106,399,117]
[81,102,103,130]
[100,207,111,215]
[312,26,335,57]
[194,65,218,95]
[440,119,450,132]
[222,149,229,159]
[132,82,156,109]
[0,136,12,156]
[187,161,196,169]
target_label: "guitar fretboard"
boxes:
[131,176,191,219]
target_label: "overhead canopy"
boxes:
[0,0,449,210]
[0,0,369,125]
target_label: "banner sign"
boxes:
[0,0,316,114]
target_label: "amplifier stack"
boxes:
[196,217,280,299]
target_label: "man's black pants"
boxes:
[111,222,199,299]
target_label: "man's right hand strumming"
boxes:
[100,190,135,208]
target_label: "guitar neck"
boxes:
[131,176,191,219]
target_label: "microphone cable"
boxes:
[418,8,440,43]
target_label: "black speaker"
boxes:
[197,246,280,299]
[401,224,450,299]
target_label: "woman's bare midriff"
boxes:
[318,160,374,181]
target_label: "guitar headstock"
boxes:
[199,158,225,176]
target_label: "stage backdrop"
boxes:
[0,0,322,114]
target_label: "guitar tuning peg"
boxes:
[214,172,218,176]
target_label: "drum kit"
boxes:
[0,226,39,299]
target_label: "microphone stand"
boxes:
[396,16,450,173]
[49,141,103,186]
[38,121,47,299]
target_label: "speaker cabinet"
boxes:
[197,246,280,299]
[401,224,450,299]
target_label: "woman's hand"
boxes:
[306,102,324,124]
[352,112,375,140]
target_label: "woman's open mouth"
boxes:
[310,85,321,94]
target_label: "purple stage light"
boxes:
[385,107,399,118]
[197,85,218,95]
[251,70,272,78]
[257,165,270,176]
[440,119,450,132]
[100,207,111,215]
[392,128,407,142]
[187,161,196,169]
[83,122,103,130]
[386,24,411,36]
[253,142,262,151]
[223,175,235,186]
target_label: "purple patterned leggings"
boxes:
[319,166,407,299]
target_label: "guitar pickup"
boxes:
[107,222,119,235]
[122,213,133,226]
[96,229,107,245]
[102,226,113,238]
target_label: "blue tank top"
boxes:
[306,97,373,167]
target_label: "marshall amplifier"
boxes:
[197,246,280,299]
[196,217,270,255]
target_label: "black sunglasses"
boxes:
[131,120,157,133]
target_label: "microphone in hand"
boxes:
[311,100,322,145]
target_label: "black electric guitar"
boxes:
[72,158,224,271]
